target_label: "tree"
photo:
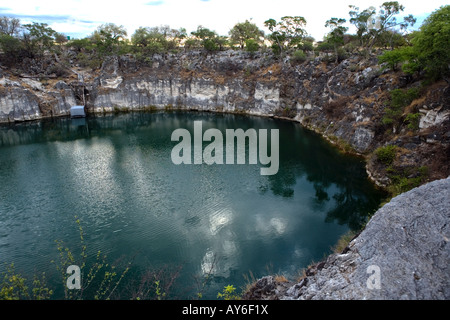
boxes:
[0,34,24,63]
[96,23,127,42]
[349,2,415,50]
[264,16,307,55]
[54,32,68,45]
[349,5,376,45]
[22,22,57,56]
[229,20,264,49]
[245,38,259,54]
[191,25,216,41]
[325,18,348,63]
[191,26,223,52]
[0,16,22,37]
[91,23,127,55]
[131,26,166,54]
[279,16,307,48]
[378,45,413,71]
[264,18,285,55]
[131,27,150,48]
[409,5,450,81]
[377,5,449,81]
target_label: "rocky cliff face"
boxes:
[244,176,450,300]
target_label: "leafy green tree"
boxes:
[54,32,68,45]
[264,18,285,55]
[245,38,259,54]
[131,26,166,54]
[382,88,419,131]
[410,5,450,81]
[131,27,150,48]
[377,5,449,81]
[264,16,307,55]
[378,45,414,71]
[229,20,264,49]
[191,26,224,52]
[91,23,127,56]
[0,34,24,63]
[68,38,95,52]
[375,29,407,49]
[298,36,315,52]
[22,22,57,56]
[325,18,348,63]
[191,25,216,41]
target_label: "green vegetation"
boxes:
[0,218,184,300]
[229,20,264,49]
[374,144,429,196]
[264,16,307,55]
[325,18,348,63]
[0,264,53,300]
[382,88,420,130]
[375,145,397,165]
[0,1,445,80]
[386,166,429,196]
[217,285,241,300]
[292,49,307,63]
[348,2,416,51]
[378,5,450,81]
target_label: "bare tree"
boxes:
[0,16,22,37]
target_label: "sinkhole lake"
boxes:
[0,111,386,299]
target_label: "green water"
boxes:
[0,111,385,299]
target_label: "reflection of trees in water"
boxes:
[266,123,385,231]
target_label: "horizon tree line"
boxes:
[0,2,448,81]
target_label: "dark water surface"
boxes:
[0,111,385,299]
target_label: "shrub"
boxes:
[292,49,307,63]
[405,112,421,130]
[0,263,53,300]
[387,166,429,196]
[245,39,259,53]
[217,285,241,300]
[378,47,408,71]
[382,88,420,128]
[375,145,397,165]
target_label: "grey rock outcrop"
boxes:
[248,177,449,300]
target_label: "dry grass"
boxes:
[274,275,289,283]
[324,95,352,117]
[332,230,358,254]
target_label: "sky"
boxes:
[0,0,448,41]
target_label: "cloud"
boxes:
[1,13,73,23]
